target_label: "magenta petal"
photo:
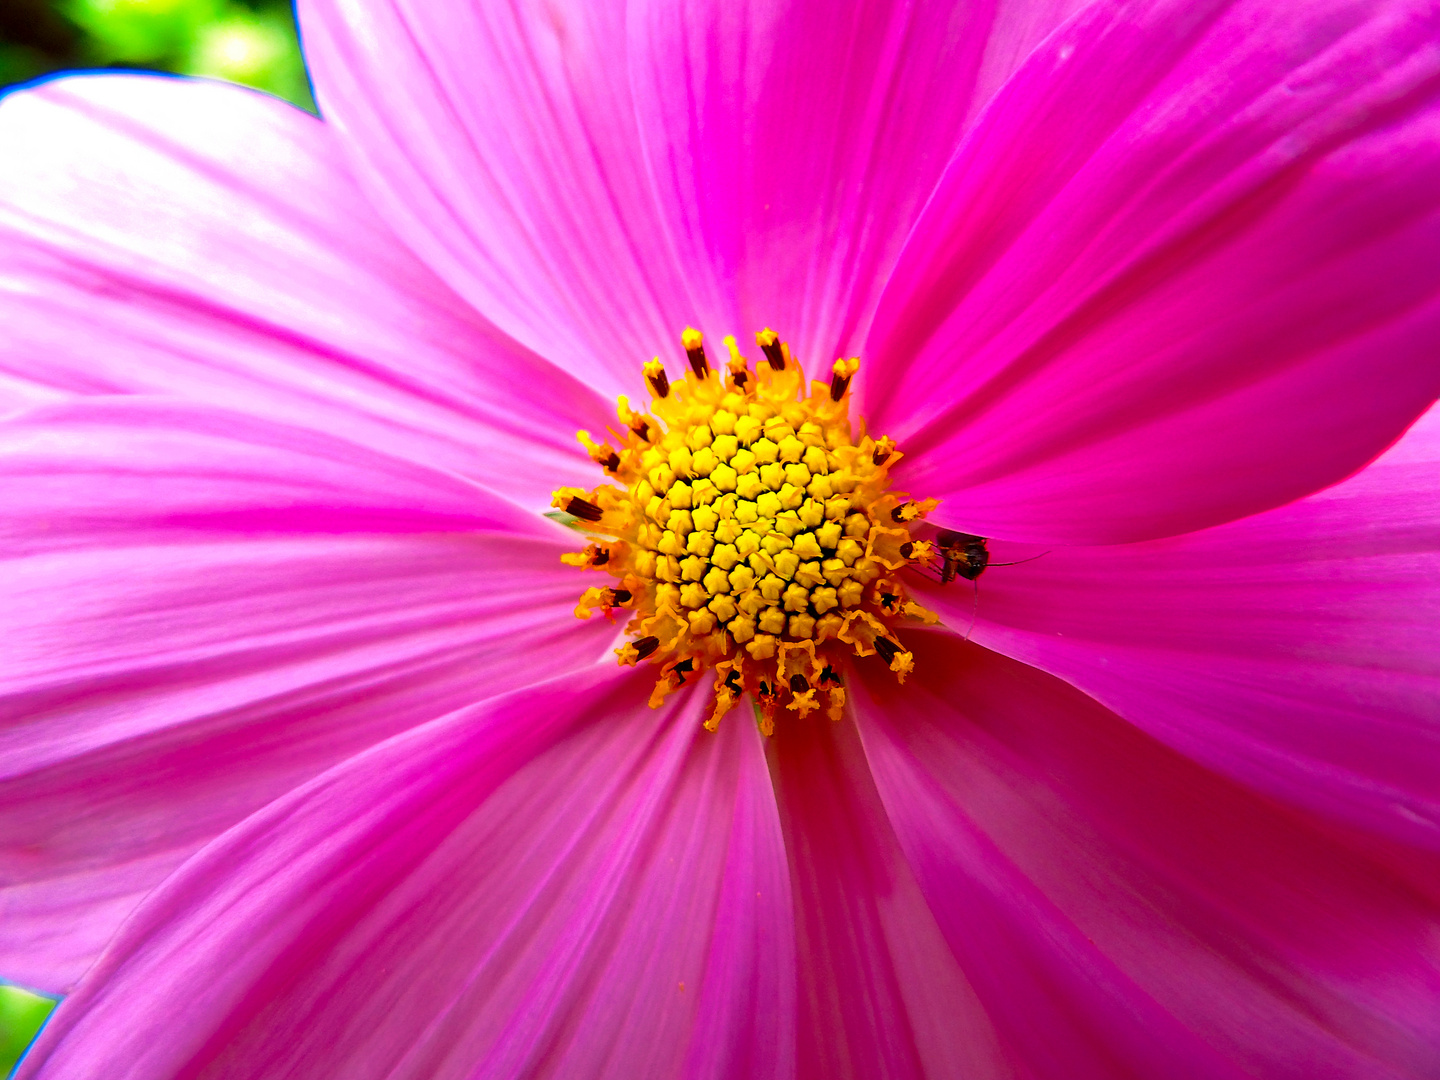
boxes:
[18,668,795,1080]
[298,0,701,393]
[868,0,1440,542]
[0,399,613,993]
[855,636,1440,1079]
[767,714,1008,1080]
[920,403,1440,852]
[0,73,608,507]
[627,0,1089,368]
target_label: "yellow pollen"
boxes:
[553,329,940,732]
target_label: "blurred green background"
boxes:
[1,984,56,1077]
[0,1,309,1071]
[0,0,312,110]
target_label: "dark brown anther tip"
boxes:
[647,368,671,398]
[872,448,890,466]
[757,332,785,370]
[874,638,899,664]
[633,636,660,660]
[602,452,621,472]
[686,346,709,379]
[891,503,912,522]
[566,497,604,522]
[591,547,610,566]
[899,541,914,559]
[819,665,843,687]
[612,589,632,605]
[724,669,743,693]
[829,374,851,401]
[788,674,810,694]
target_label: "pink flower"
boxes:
[2,0,1439,1076]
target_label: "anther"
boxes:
[899,541,913,559]
[633,636,660,660]
[566,497,604,522]
[578,430,623,473]
[617,397,653,441]
[819,665,843,686]
[682,327,709,378]
[891,502,915,523]
[612,589,632,605]
[727,352,750,390]
[789,673,810,694]
[644,359,670,398]
[756,328,785,370]
[872,436,896,466]
[874,637,900,664]
[829,357,859,402]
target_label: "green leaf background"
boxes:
[1,985,57,1077]
[1,0,312,110]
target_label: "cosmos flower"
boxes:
[2,0,1439,1077]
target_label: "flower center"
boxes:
[553,329,940,733]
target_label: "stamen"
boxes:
[755,328,786,370]
[644,359,670,398]
[556,327,940,733]
[578,431,622,473]
[617,397,652,441]
[727,349,750,389]
[682,326,709,378]
[566,497,603,522]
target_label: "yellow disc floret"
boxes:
[553,329,939,734]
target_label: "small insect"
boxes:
[936,530,990,584]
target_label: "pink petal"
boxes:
[868,0,1440,543]
[854,635,1440,1079]
[766,714,1009,1080]
[0,73,608,508]
[919,402,1440,853]
[626,0,1090,369]
[297,0,702,394]
[0,399,613,993]
[18,667,795,1080]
